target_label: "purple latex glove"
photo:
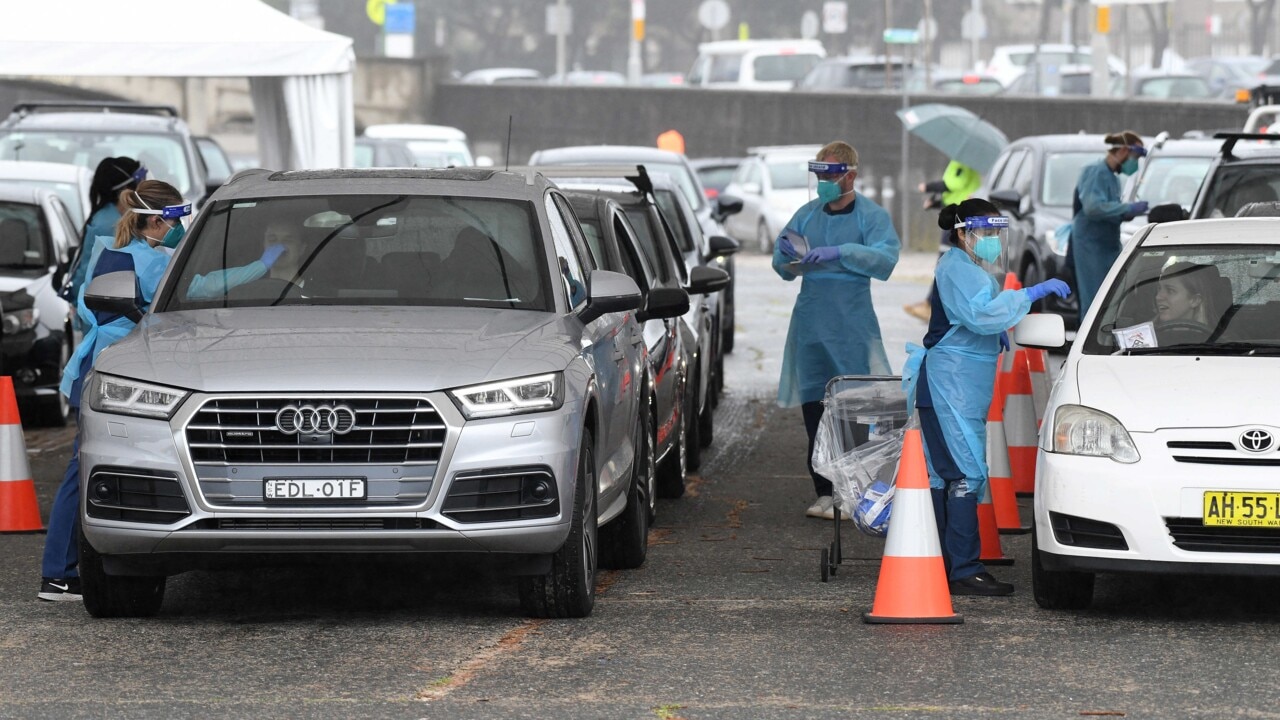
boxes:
[999,330,1010,352]
[1130,200,1150,215]
[1026,278,1071,302]
[778,236,799,259]
[260,243,287,269]
[801,245,840,264]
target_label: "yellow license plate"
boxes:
[1203,491,1280,527]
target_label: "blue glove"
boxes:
[801,245,841,264]
[778,236,798,259]
[1025,278,1071,302]
[1130,201,1150,216]
[260,243,287,269]
[999,330,1010,352]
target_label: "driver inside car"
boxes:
[185,220,305,299]
[1154,262,1223,339]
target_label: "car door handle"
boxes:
[630,327,645,345]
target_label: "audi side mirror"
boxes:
[84,270,144,323]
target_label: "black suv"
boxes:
[982,133,1109,328]
[0,101,214,206]
[1186,134,1280,220]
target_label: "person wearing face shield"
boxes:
[38,180,183,603]
[771,141,900,520]
[60,157,147,312]
[1070,131,1148,323]
[902,198,1070,596]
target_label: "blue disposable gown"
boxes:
[64,205,120,313]
[772,194,899,407]
[60,236,171,401]
[903,248,1032,498]
[1071,159,1128,321]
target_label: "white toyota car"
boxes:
[1017,217,1280,609]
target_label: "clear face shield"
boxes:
[132,200,193,248]
[956,214,1010,277]
[807,160,855,205]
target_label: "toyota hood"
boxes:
[92,306,580,393]
[1074,355,1280,432]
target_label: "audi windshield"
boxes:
[161,195,552,312]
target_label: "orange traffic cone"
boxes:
[1027,346,1050,429]
[1003,349,1038,496]
[986,371,1029,534]
[864,427,963,625]
[0,377,44,532]
[977,479,1014,566]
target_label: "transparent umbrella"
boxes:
[895,103,1009,175]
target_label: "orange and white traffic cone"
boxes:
[986,370,1029,534]
[864,427,963,625]
[1027,346,1050,429]
[1003,349,1038,496]
[977,479,1014,566]
[0,377,44,532]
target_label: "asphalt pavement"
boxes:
[3,251,1279,719]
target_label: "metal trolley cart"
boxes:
[811,375,911,582]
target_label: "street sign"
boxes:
[545,3,572,35]
[800,10,820,40]
[697,0,730,32]
[960,11,987,41]
[882,28,919,45]
[822,2,848,34]
[384,2,414,35]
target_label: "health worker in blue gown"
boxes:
[60,157,148,313]
[1071,131,1148,323]
[771,141,900,521]
[903,198,1070,597]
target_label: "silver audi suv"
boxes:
[77,167,673,618]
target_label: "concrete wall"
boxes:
[428,84,1249,248]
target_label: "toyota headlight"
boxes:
[449,373,563,419]
[1051,404,1140,463]
[2,307,38,334]
[88,373,189,419]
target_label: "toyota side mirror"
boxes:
[1014,313,1066,351]
[687,265,730,296]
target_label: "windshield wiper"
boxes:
[1123,342,1280,356]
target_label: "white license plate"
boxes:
[263,478,366,502]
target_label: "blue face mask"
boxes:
[1121,157,1139,176]
[973,235,1002,263]
[161,220,186,249]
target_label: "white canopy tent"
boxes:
[0,0,354,170]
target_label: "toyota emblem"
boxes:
[276,404,357,435]
[1239,429,1274,453]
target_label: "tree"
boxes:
[1245,0,1278,56]
[1140,3,1170,70]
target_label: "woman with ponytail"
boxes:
[902,198,1070,598]
[61,157,145,307]
[38,179,181,602]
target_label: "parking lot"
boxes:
[2,254,1278,719]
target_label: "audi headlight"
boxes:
[88,373,189,419]
[449,373,563,420]
[1052,404,1140,463]
[2,307,38,334]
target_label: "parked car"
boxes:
[362,124,475,167]
[927,71,1004,95]
[460,67,543,84]
[795,56,932,92]
[547,71,627,86]
[980,44,1125,88]
[528,145,741,353]
[638,73,687,87]
[1119,136,1218,241]
[721,145,816,253]
[75,167,656,618]
[0,101,211,207]
[1187,133,1280,220]
[686,39,826,91]
[0,160,92,227]
[560,190,691,508]
[1023,217,1280,610]
[1125,71,1216,100]
[0,182,79,425]
[1002,66,1121,97]
[353,137,417,168]
[981,134,1111,328]
[689,157,743,201]
[1184,55,1270,100]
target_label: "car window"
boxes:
[1201,166,1280,219]
[653,190,693,253]
[744,162,762,187]
[353,144,376,168]
[985,152,1011,191]
[622,206,670,284]
[23,179,85,227]
[546,194,589,309]
[196,138,233,182]
[0,130,193,196]
[752,54,822,83]
[994,149,1027,190]
[577,218,608,269]
[1041,152,1097,207]
[1133,157,1212,208]
[1011,150,1034,197]
[612,214,649,289]
[640,161,702,211]
[708,53,744,83]
[1085,243,1280,354]
[163,194,549,312]
[687,55,709,85]
[47,197,77,258]
[768,160,809,189]
[697,165,737,193]
[0,201,48,269]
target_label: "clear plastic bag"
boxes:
[811,376,911,537]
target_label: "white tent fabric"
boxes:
[0,0,354,169]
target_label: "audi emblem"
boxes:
[1239,429,1274,453]
[275,404,357,435]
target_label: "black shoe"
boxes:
[38,577,82,602]
[949,572,1014,597]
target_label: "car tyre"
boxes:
[756,220,772,254]
[1031,527,1095,610]
[79,529,165,618]
[599,412,650,570]
[656,384,687,499]
[518,430,598,618]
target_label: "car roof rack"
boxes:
[10,101,180,119]
[526,164,657,197]
[1213,132,1280,159]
